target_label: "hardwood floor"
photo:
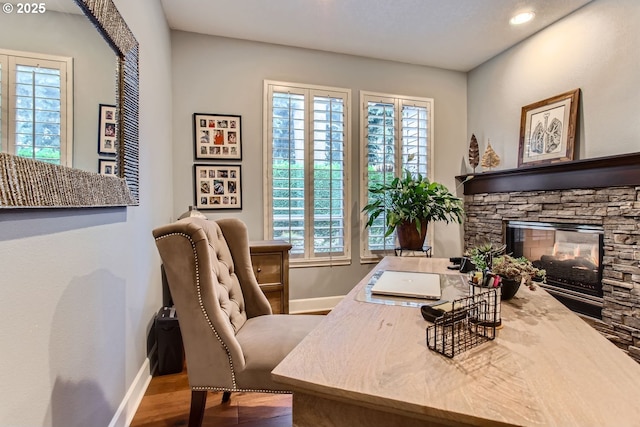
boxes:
[132,311,330,427]
[130,368,292,427]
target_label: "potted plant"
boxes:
[491,254,546,300]
[465,242,506,272]
[362,169,464,250]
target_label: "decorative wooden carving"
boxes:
[468,134,479,172]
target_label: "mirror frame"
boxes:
[0,0,139,208]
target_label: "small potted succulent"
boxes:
[465,242,506,272]
[490,254,546,300]
[465,243,545,300]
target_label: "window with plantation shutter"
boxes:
[264,81,351,267]
[360,91,433,261]
[0,49,72,166]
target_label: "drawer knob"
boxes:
[257,267,262,273]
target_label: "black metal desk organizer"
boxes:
[426,287,499,358]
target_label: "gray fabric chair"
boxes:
[153,217,323,427]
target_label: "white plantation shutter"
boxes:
[265,81,351,267]
[360,91,433,260]
[0,56,6,152]
[311,92,347,258]
[1,49,72,166]
[363,96,397,252]
[270,89,306,255]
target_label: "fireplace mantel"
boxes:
[456,152,640,195]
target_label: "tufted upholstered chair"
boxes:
[153,217,324,427]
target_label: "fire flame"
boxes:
[552,242,598,266]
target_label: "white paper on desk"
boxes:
[371,270,442,300]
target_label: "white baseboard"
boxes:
[289,295,345,313]
[108,347,156,427]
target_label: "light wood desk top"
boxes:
[272,257,640,427]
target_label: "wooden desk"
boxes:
[272,257,640,427]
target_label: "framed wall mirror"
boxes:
[0,0,139,207]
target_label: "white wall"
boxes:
[170,32,467,299]
[467,0,640,170]
[0,0,173,426]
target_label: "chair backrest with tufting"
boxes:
[153,217,271,388]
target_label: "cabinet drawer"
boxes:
[251,253,282,284]
[261,286,284,314]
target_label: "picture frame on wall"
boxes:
[194,164,242,210]
[193,113,242,160]
[99,158,117,176]
[98,104,117,155]
[518,88,580,167]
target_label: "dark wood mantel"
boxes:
[456,152,640,195]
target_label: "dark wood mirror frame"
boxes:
[0,0,139,208]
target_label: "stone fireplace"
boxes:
[505,220,604,318]
[459,153,640,363]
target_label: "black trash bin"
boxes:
[155,306,184,375]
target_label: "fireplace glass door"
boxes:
[505,221,603,318]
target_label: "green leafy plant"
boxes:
[362,169,464,237]
[465,242,506,271]
[491,254,546,288]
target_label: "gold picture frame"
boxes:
[518,89,580,167]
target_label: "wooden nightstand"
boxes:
[249,240,292,314]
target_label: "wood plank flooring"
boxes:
[130,368,292,427]
[132,311,329,427]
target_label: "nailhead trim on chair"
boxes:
[192,386,291,394]
[155,232,238,388]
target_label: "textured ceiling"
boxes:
[160,0,593,71]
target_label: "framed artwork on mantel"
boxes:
[193,113,242,160]
[518,88,580,167]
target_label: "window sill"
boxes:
[290,257,352,268]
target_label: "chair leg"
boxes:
[221,391,231,403]
[188,390,207,427]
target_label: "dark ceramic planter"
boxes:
[500,278,521,300]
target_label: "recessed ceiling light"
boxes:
[510,11,535,25]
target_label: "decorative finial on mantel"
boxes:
[481,139,501,171]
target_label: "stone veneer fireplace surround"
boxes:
[458,152,640,363]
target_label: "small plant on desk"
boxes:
[491,254,546,290]
[465,242,506,271]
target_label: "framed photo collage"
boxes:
[192,113,242,210]
[98,104,117,176]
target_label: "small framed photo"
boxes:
[98,104,117,155]
[193,113,242,160]
[518,89,580,167]
[194,164,242,210]
[99,158,117,176]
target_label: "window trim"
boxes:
[0,54,7,153]
[263,80,352,268]
[359,90,435,263]
[0,48,73,167]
